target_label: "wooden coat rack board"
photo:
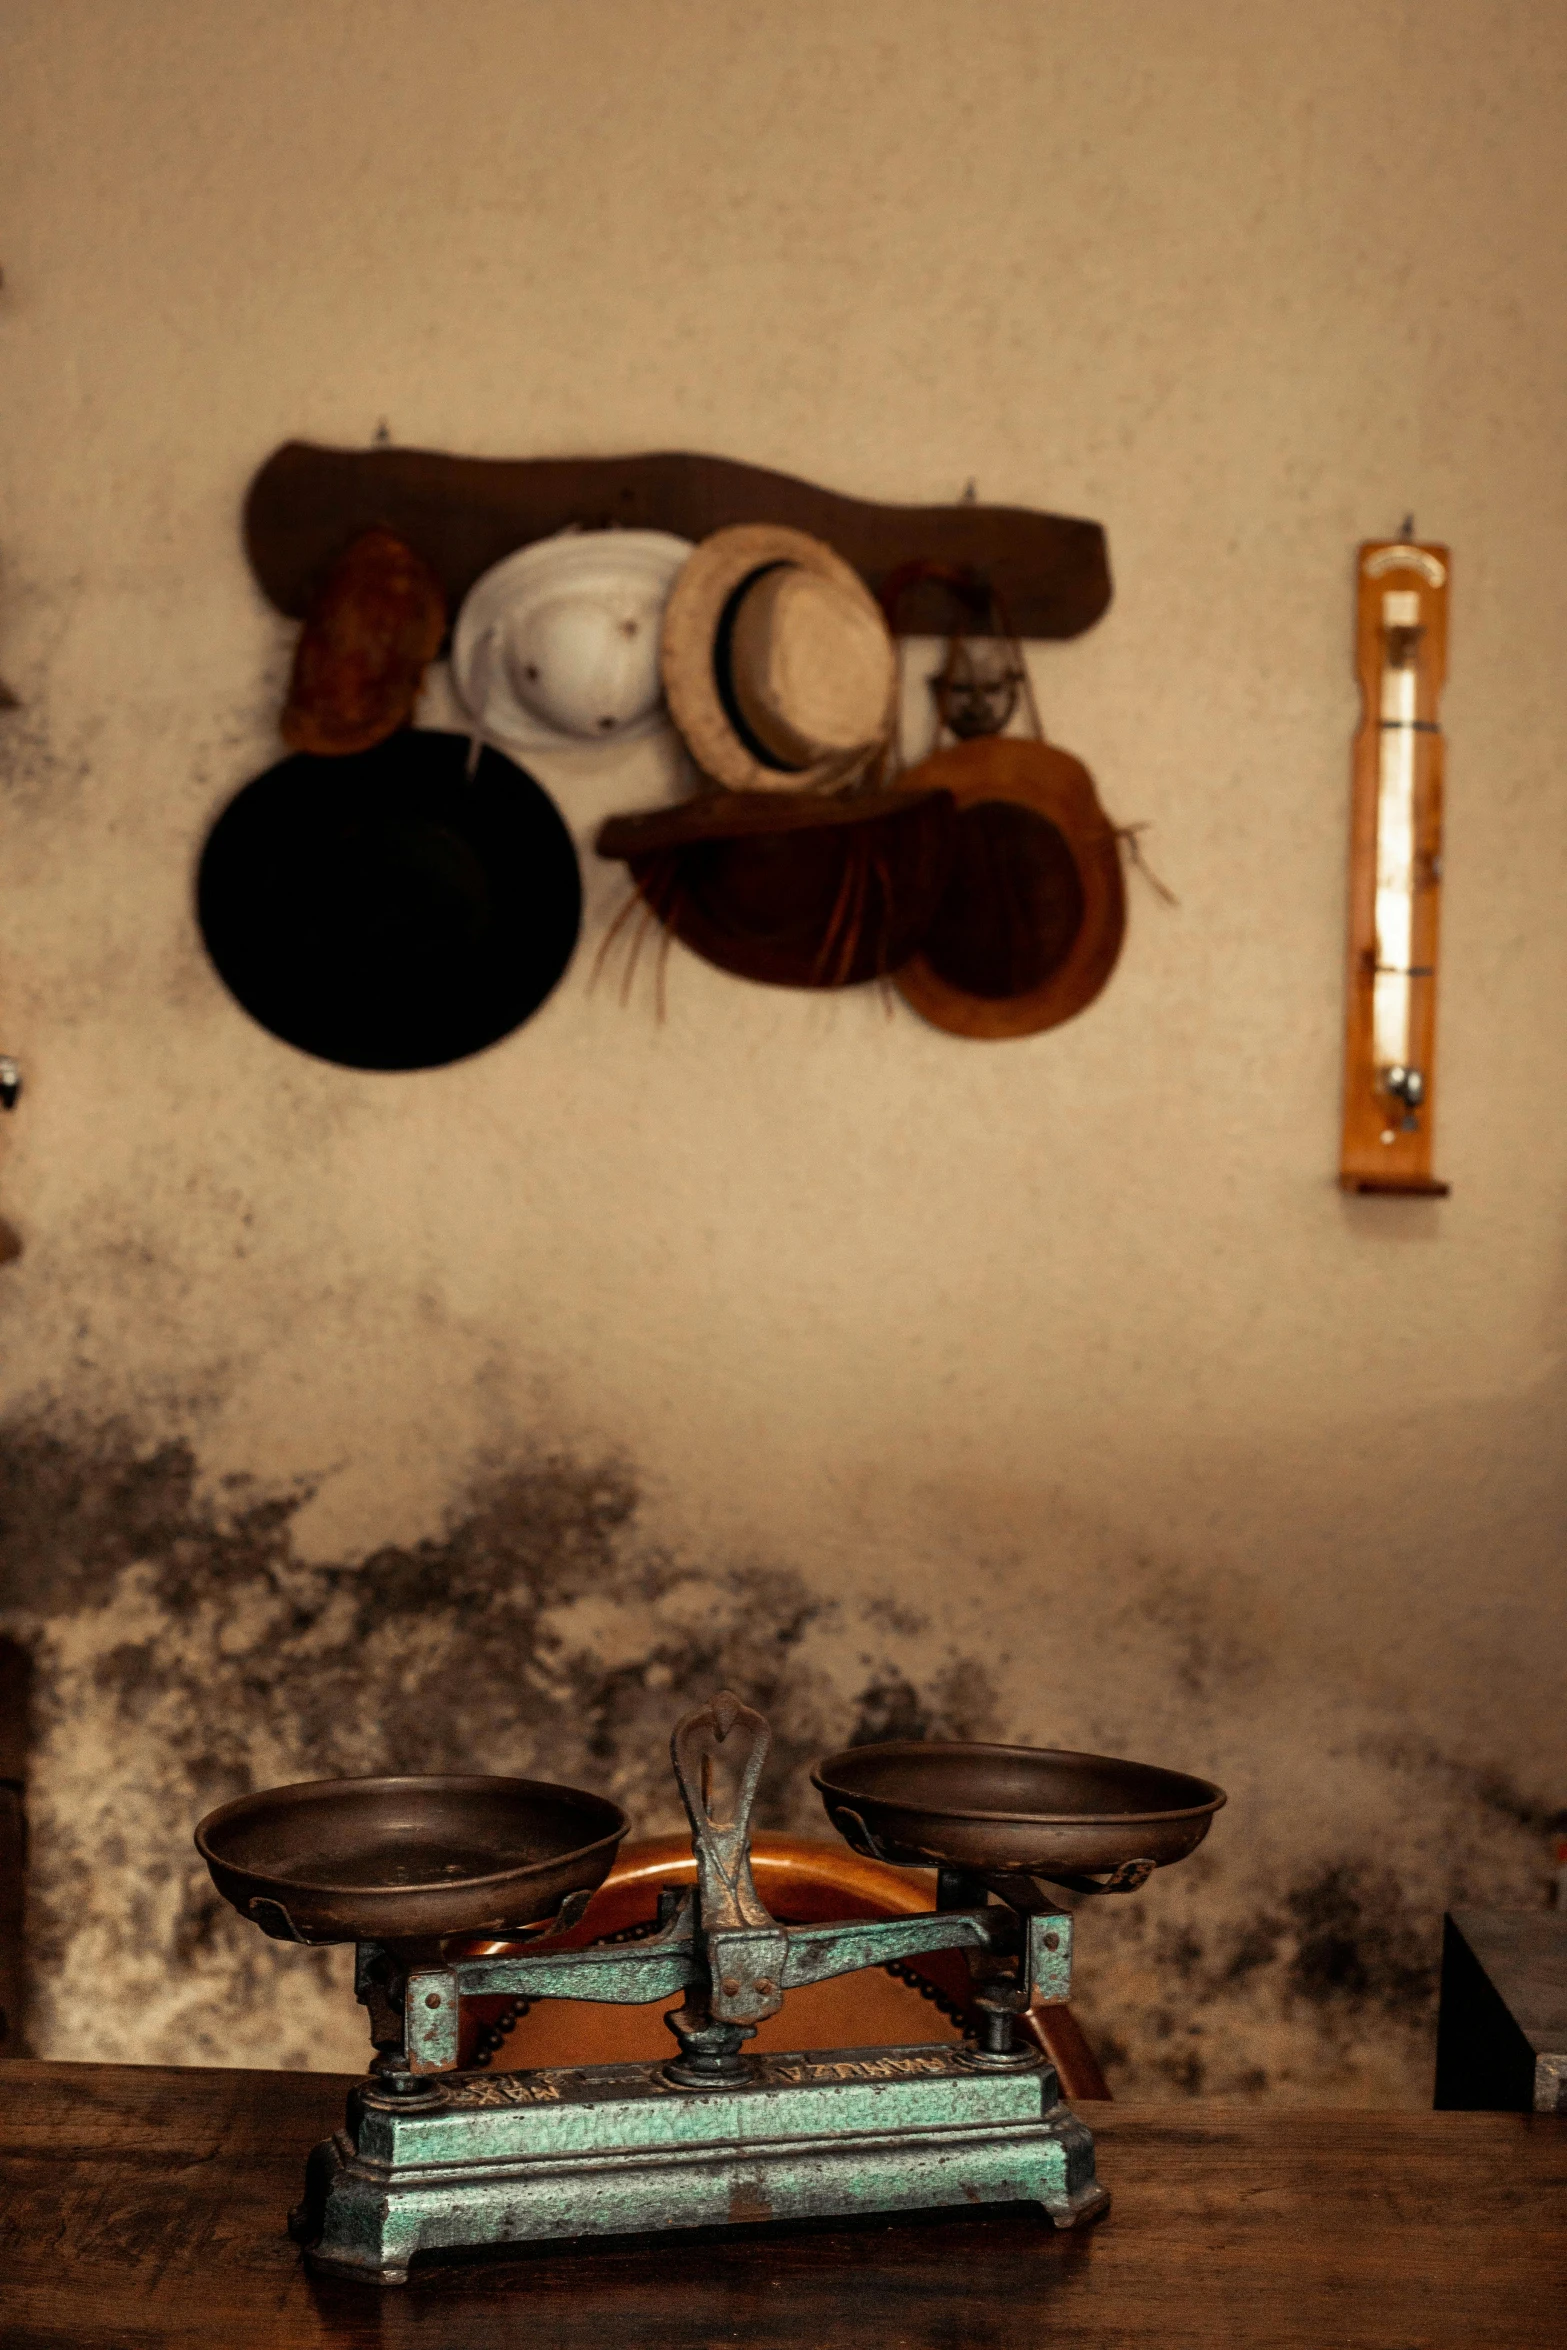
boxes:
[243,443,1111,640]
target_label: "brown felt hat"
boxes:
[893,737,1125,1039]
[596,785,955,990]
[660,525,897,793]
[280,526,446,757]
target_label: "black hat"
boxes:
[197,730,581,1070]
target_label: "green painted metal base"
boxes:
[292,2044,1109,2285]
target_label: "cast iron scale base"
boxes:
[197,1695,1223,2285]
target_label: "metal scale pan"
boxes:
[812,1740,1225,1890]
[195,1774,627,1945]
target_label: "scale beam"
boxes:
[401,1906,1072,2072]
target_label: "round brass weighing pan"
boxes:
[195,1774,627,1945]
[811,1741,1225,1880]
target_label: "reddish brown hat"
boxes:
[596,785,955,991]
[280,527,446,757]
[893,737,1125,1038]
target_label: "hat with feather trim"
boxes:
[596,783,954,991]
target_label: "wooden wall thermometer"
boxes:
[1339,538,1451,1196]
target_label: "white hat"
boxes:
[452,528,694,754]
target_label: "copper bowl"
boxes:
[196,1773,626,1946]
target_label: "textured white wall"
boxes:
[1,0,1563,2099]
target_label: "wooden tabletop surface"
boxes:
[2,2059,1563,2347]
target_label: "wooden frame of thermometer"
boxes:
[1339,539,1450,1196]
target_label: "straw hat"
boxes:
[660,524,897,793]
[893,737,1125,1038]
[597,785,955,990]
[452,529,694,755]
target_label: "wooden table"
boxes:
[2,2060,1562,2347]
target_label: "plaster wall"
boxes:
[0,0,1563,2100]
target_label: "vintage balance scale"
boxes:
[197,1695,1224,2285]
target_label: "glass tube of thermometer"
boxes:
[1339,540,1450,1195]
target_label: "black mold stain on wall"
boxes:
[1072,1858,1444,2097]
[0,1406,1555,2092]
[845,1665,999,1748]
[0,1408,914,2065]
